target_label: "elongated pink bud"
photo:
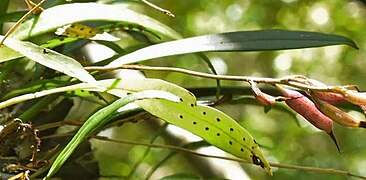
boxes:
[276,85,333,133]
[275,85,340,151]
[311,95,366,128]
[308,79,345,104]
[312,91,345,104]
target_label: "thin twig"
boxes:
[0,0,48,46]
[84,65,334,91]
[91,135,366,179]
[140,0,175,17]
[271,163,366,179]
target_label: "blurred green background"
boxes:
[137,1,366,179]
[3,0,366,179]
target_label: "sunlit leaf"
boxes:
[0,35,97,85]
[106,30,358,67]
[11,3,181,40]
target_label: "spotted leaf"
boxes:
[55,23,119,41]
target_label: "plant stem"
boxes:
[140,0,175,17]
[84,65,334,91]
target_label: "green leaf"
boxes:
[0,36,97,86]
[106,30,358,67]
[11,3,181,40]
[45,90,180,179]
[136,99,272,174]
[0,45,23,63]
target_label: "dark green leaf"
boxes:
[107,30,358,67]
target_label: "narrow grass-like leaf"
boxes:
[107,30,358,67]
[45,90,180,179]
[0,36,97,85]
[11,3,181,40]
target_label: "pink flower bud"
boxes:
[276,85,333,133]
[308,79,345,104]
[276,85,340,151]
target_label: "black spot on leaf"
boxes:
[205,127,209,131]
[243,137,246,141]
[179,115,183,119]
[230,128,234,131]
[229,141,232,145]
[179,98,183,102]
[216,133,220,136]
[216,118,221,122]
[193,121,197,125]
[241,148,244,152]
[203,112,206,115]
[252,154,264,168]
[190,104,194,107]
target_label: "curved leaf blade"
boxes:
[11,3,181,40]
[0,36,97,85]
[107,30,358,67]
[137,99,272,174]
[45,90,180,179]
